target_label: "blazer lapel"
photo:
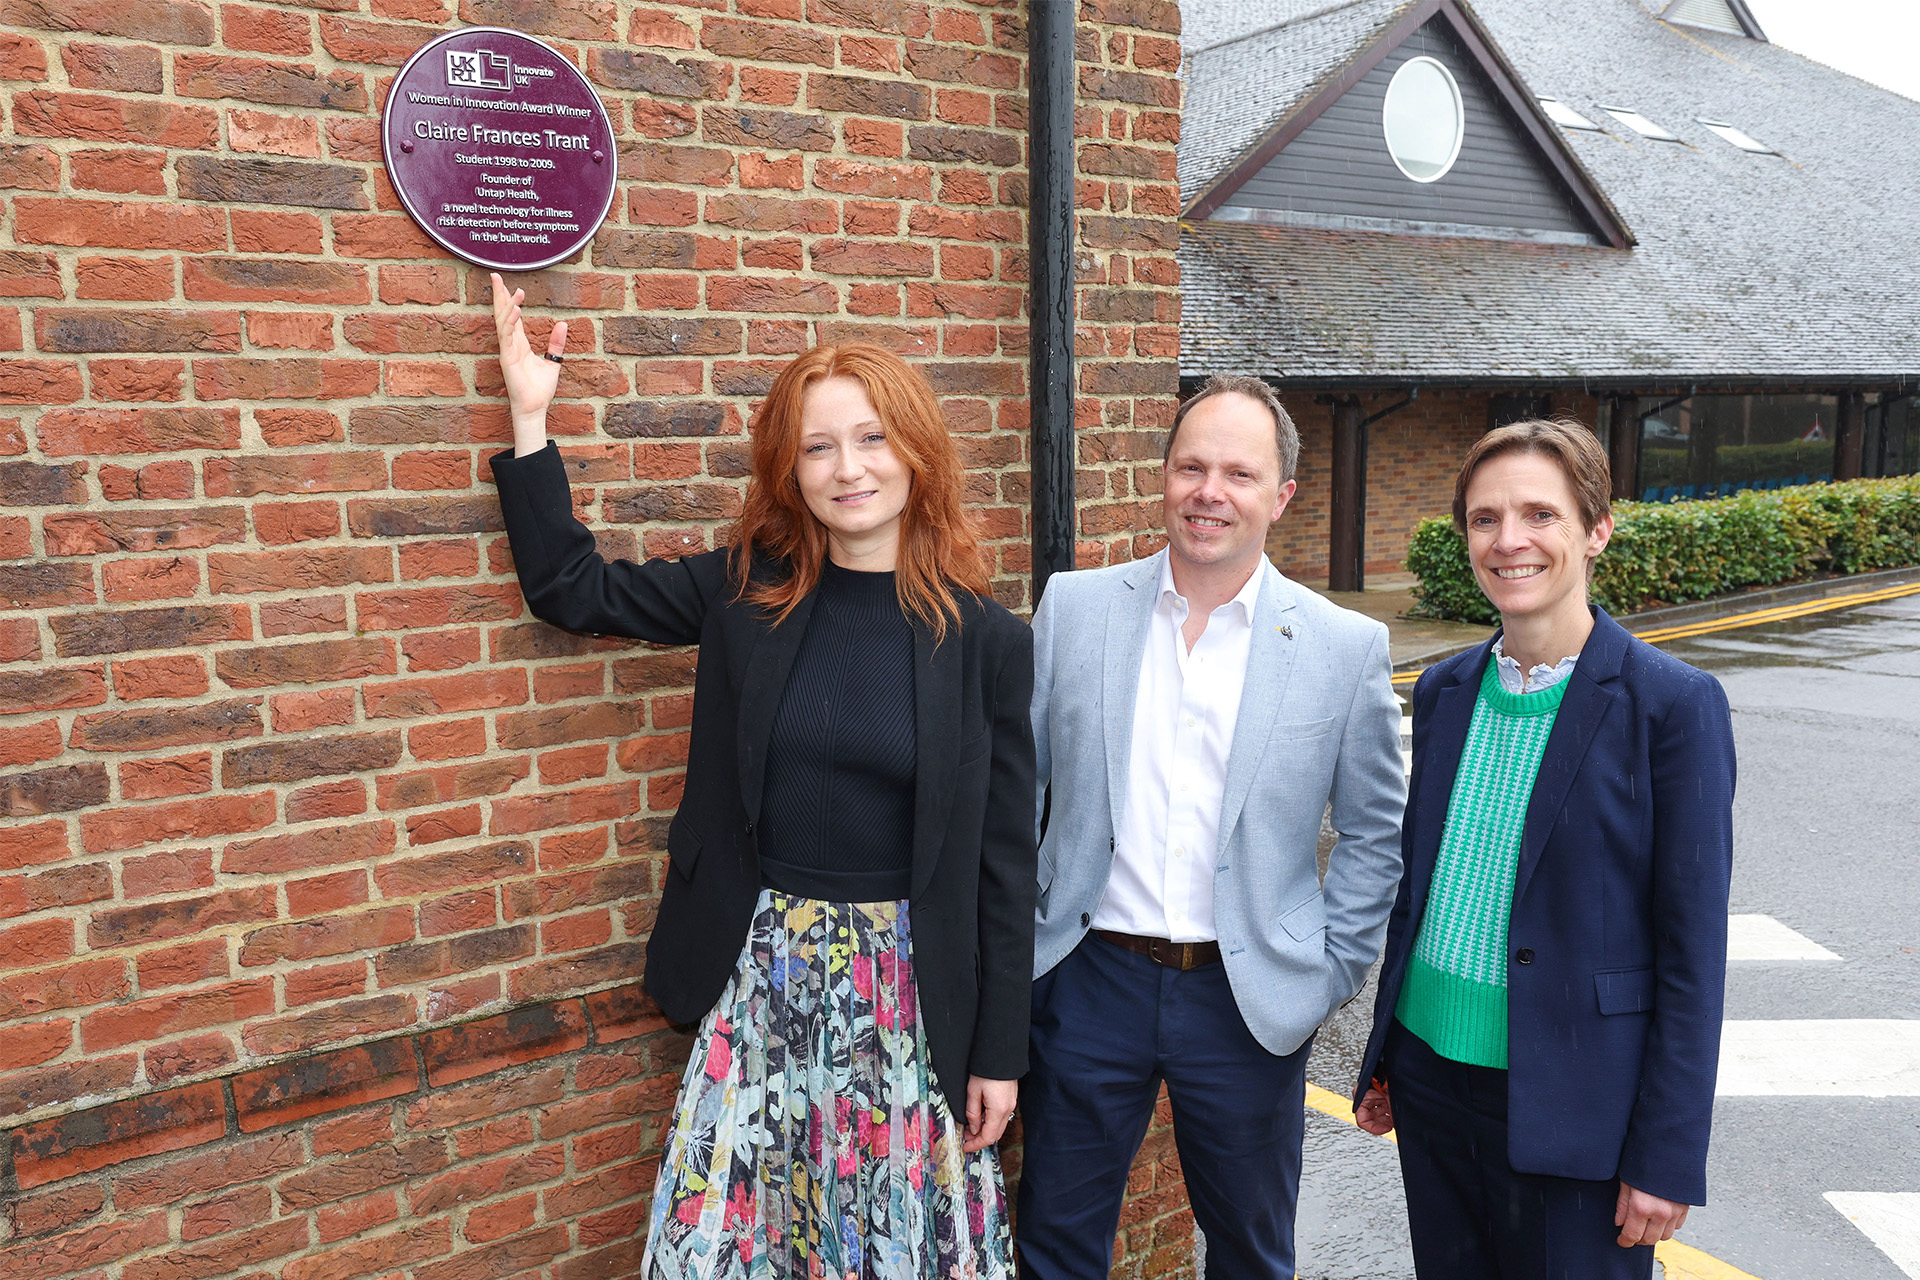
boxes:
[735,589,818,828]
[1513,609,1627,905]
[1215,566,1297,848]
[1102,552,1163,836]
[1409,640,1493,920]
[909,618,962,896]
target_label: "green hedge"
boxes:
[1406,474,1920,624]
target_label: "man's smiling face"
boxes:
[1161,391,1294,576]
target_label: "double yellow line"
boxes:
[1390,578,1920,686]
[1631,578,1920,644]
[1301,1085,1765,1279]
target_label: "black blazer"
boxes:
[492,444,1038,1105]
[1355,608,1736,1206]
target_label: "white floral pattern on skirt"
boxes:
[642,890,1013,1280]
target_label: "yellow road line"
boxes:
[1632,579,1920,643]
[1305,1081,1381,1136]
[1655,1238,1768,1280]
[1390,578,1920,686]
[1303,1085,1769,1279]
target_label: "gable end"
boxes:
[1185,0,1631,249]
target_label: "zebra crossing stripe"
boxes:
[1727,914,1841,962]
[1824,1193,1920,1279]
[1717,1021,1920,1096]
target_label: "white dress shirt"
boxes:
[1092,556,1265,942]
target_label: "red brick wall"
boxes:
[0,1,1185,1276]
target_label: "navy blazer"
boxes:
[1354,608,1735,1206]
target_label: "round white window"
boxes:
[1382,56,1465,182]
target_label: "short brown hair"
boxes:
[1452,418,1612,533]
[1167,375,1300,481]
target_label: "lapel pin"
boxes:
[1277,625,1293,639]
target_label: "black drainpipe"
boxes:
[1028,0,1076,606]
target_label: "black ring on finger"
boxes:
[543,352,564,364]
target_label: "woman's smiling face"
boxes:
[793,374,911,561]
[1462,450,1612,625]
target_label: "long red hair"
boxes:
[728,344,989,639]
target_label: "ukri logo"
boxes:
[446,49,512,92]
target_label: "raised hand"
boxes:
[490,271,570,455]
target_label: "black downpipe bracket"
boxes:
[1028,0,1076,605]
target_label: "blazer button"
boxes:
[1108,837,1115,851]
[744,821,755,836]
[1514,947,1535,965]
[1081,913,1091,927]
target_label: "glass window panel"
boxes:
[1539,97,1603,131]
[1600,106,1681,141]
[1637,395,1839,500]
[1699,118,1775,153]
[1383,57,1465,182]
[1867,397,1918,478]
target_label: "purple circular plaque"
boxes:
[383,27,617,272]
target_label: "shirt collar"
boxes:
[1491,636,1580,695]
[1156,554,1267,625]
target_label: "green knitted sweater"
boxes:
[1395,659,1567,1069]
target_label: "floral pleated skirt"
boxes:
[642,890,1014,1280]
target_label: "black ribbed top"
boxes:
[757,559,916,901]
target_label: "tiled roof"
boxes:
[1177,0,1920,384]
[1180,0,1415,211]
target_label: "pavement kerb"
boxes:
[1387,564,1920,684]
[1301,1085,1768,1280]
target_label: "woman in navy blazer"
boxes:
[1354,421,1736,1278]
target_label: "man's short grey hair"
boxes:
[1165,375,1300,481]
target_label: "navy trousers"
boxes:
[1387,1022,1656,1280]
[1017,935,1312,1280]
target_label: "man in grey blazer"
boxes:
[1018,376,1406,1280]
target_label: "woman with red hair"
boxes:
[486,277,1034,1280]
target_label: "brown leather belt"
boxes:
[1094,930,1222,970]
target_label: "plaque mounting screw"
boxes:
[400,140,414,153]
[592,150,604,164]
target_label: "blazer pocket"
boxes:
[1271,716,1335,741]
[1594,966,1656,1015]
[1279,893,1327,942]
[957,730,990,766]
[665,814,703,880]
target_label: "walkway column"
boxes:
[1329,396,1366,592]
[1834,392,1866,480]
[1609,394,1641,500]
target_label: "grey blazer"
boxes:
[1029,550,1407,1056]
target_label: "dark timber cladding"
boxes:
[1609,395,1643,502]
[1329,398,1367,592]
[1836,392,1867,479]
[1217,18,1594,240]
